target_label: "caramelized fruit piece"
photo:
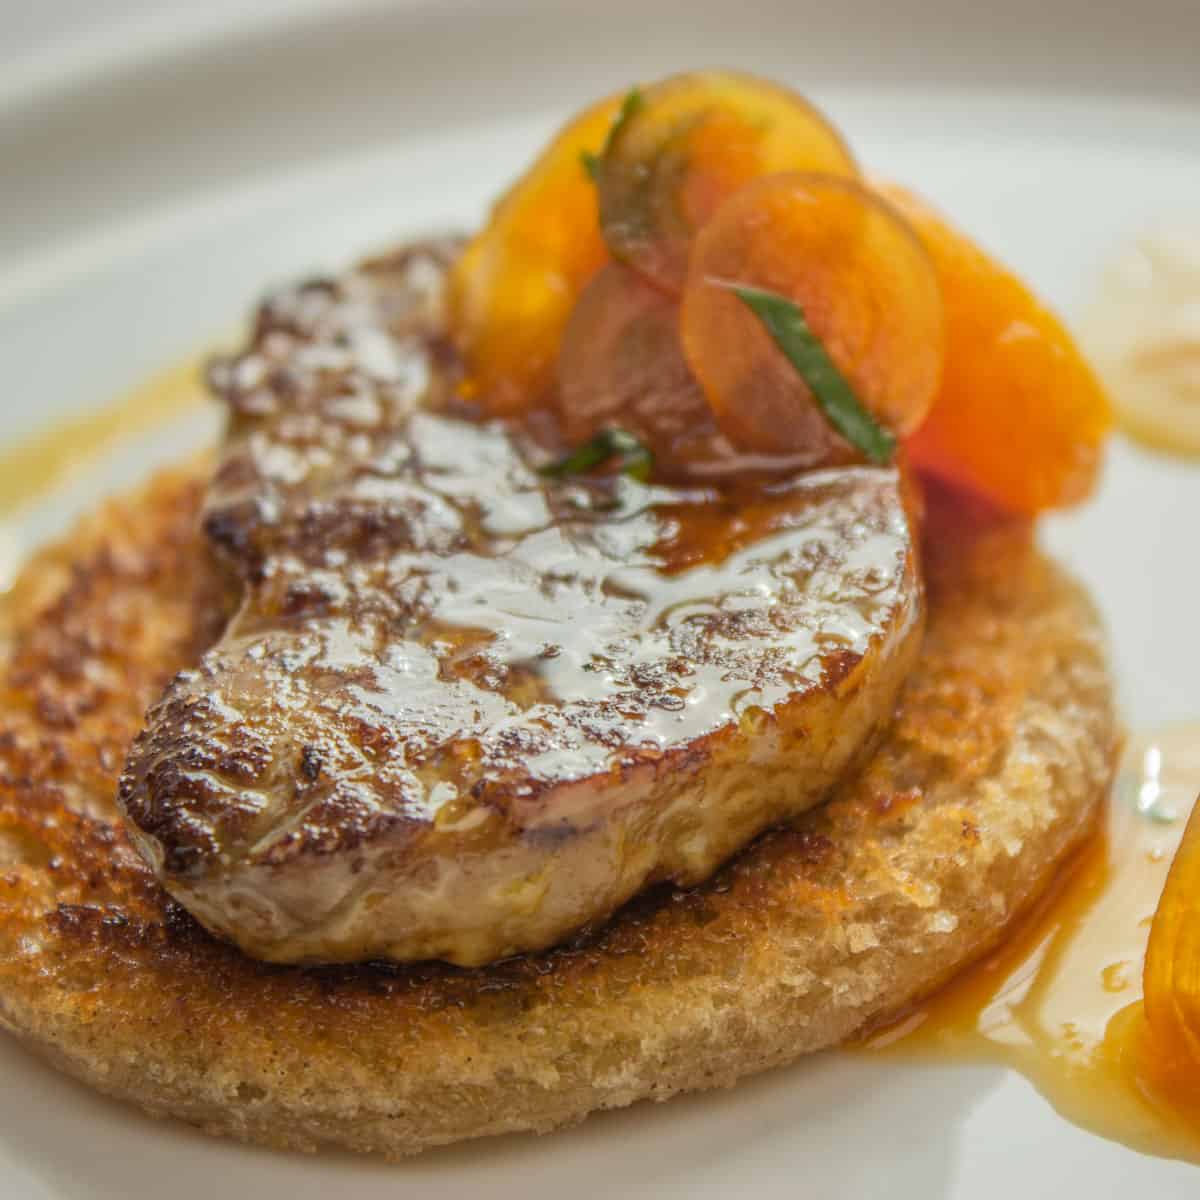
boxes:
[680,173,942,461]
[557,262,718,475]
[881,183,1113,515]
[597,71,858,293]
[449,94,622,414]
[1144,797,1200,1070]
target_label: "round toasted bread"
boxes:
[0,466,1116,1158]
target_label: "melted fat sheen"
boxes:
[117,242,919,964]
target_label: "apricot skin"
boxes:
[449,94,622,414]
[680,173,943,463]
[557,262,724,478]
[597,71,858,293]
[880,183,1112,516]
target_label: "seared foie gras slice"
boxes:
[118,245,924,966]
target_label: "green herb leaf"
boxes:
[727,284,897,465]
[608,87,645,150]
[539,427,654,483]
[581,87,645,183]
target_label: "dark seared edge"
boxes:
[118,241,922,966]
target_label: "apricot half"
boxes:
[680,174,943,463]
[1144,797,1200,1070]
[448,93,622,414]
[597,71,858,293]
[880,184,1112,515]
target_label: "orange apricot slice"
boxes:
[680,173,943,463]
[880,183,1113,515]
[557,261,717,475]
[448,93,622,414]
[596,71,858,293]
[1144,795,1200,1070]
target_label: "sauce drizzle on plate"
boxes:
[864,723,1200,1162]
[0,360,206,522]
[4,360,1196,1158]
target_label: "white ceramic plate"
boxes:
[2,2,1199,1195]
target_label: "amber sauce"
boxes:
[0,361,210,608]
[0,360,207,522]
[5,355,1200,1156]
[865,723,1200,1161]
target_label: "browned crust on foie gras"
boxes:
[117,243,924,966]
[0,465,1116,1158]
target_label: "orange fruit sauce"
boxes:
[450,73,1200,1161]
[863,724,1200,1163]
[680,173,942,457]
[595,70,857,293]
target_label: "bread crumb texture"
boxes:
[0,468,1116,1157]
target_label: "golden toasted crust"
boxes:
[0,469,1116,1157]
